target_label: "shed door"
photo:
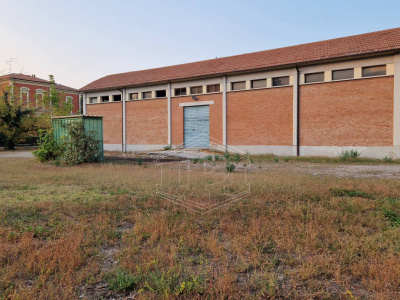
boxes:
[184,105,210,148]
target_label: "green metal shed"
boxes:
[51,115,104,160]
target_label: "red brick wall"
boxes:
[300,77,394,146]
[10,82,79,113]
[87,103,122,145]
[227,87,293,145]
[171,94,223,146]
[126,99,168,145]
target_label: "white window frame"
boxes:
[36,89,45,108]
[20,87,30,105]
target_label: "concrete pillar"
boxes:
[223,76,227,151]
[393,55,400,150]
[168,83,172,146]
[122,89,126,152]
[292,68,299,156]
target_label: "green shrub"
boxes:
[60,120,101,165]
[340,149,361,160]
[108,270,140,292]
[163,145,171,150]
[226,162,235,173]
[205,155,213,162]
[383,156,394,162]
[273,157,279,163]
[33,130,61,162]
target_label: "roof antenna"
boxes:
[20,66,24,74]
[6,58,17,74]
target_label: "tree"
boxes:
[41,75,74,118]
[0,87,37,150]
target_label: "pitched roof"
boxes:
[0,73,78,92]
[80,27,400,92]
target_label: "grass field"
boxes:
[0,157,399,299]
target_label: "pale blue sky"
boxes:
[0,0,399,89]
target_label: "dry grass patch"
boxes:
[0,158,399,299]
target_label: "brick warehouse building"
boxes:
[0,74,80,113]
[81,27,400,159]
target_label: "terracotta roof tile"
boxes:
[81,27,400,92]
[0,73,77,92]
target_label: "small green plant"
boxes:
[226,162,235,173]
[284,157,289,162]
[163,145,172,150]
[383,156,394,162]
[136,157,143,166]
[214,155,223,161]
[33,130,61,162]
[340,149,361,160]
[108,270,140,292]
[191,158,204,164]
[205,155,213,162]
[231,153,242,163]
[273,157,279,163]
[330,188,374,199]
[223,152,231,160]
[383,208,400,227]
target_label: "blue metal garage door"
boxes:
[184,105,210,148]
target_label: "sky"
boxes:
[0,0,399,89]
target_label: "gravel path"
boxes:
[0,151,34,158]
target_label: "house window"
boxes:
[156,90,166,98]
[305,72,324,83]
[231,81,246,90]
[20,87,29,105]
[206,84,220,93]
[101,96,109,102]
[362,65,386,77]
[66,96,73,113]
[36,89,44,108]
[174,88,187,96]
[129,93,138,100]
[251,79,266,89]
[272,76,290,86]
[332,69,354,81]
[190,86,203,94]
[142,91,152,99]
[113,94,121,101]
[89,97,97,104]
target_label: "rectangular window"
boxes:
[332,69,354,80]
[113,94,121,101]
[272,76,290,86]
[305,72,324,83]
[156,90,166,98]
[362,65,386,77]
[174,88,187,96]
[206,84,220,93]
[190,86,203,94]
[101,96,109,102]
[251,79,266,89]
[231,81,246,90]
[89,97,97,104]
[129,93,138,100]
[142,91,152,99]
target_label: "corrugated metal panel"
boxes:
[52,116,104,160]
[184,105,209,148]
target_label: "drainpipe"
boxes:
[295,66,300,156]
[83,92,87,115]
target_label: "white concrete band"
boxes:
[179,101,214,107]
[122,88,126,152]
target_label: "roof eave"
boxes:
[80,49,399,93]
